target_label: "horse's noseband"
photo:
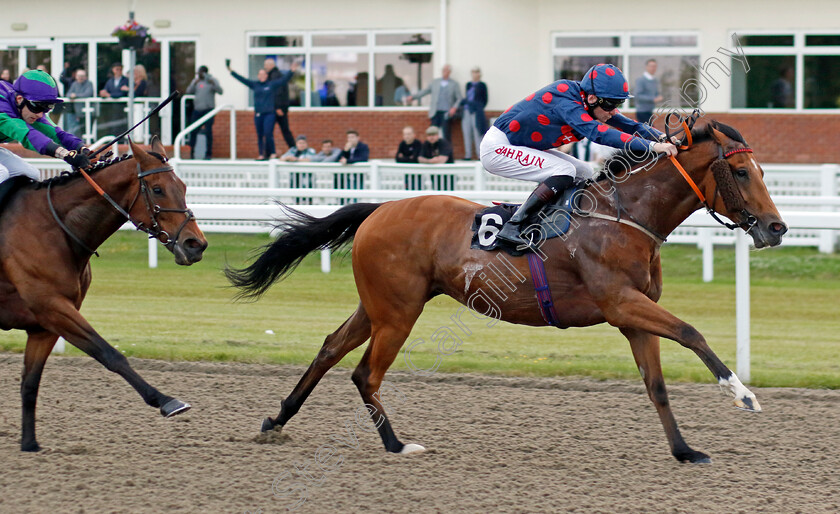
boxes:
[705,146,758,233]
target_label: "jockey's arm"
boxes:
[561,102,653,155]
[606,113,663,141]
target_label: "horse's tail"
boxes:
[225,202,382,300]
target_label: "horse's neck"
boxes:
[611,149,713,238]
[56,160,140,252]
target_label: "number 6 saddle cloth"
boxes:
[470,185,582,256]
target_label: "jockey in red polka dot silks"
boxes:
[481,63,678,246]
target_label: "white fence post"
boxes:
[268,159,278,188]
[735,229,750,383]
[819,164,839,253]
[148,237,158,269]
[321,249,331,273]
[52,337,66,354]
[699,227,714,282]
[474,161,486,190]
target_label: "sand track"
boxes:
[1,354,838,513]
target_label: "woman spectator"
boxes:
[133,64,148,97]
[228,60,299,160]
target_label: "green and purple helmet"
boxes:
[13,70,63,104]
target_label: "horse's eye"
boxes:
[735,168,749,179]
[152,186,164,195]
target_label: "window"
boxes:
[731,32,840,110]
[246,30,433,108]
[552,32,701,108]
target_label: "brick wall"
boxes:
[205,109,840,164]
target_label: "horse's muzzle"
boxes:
[172,236,208,265]
[751,218,788,249]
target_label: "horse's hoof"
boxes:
[21,442,42,452]
[399,443,426,454]
[160,398,191,418]
[261,417,275,433]
[675,450,711,464]
[734,396,762,412]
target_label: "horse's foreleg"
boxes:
[262,304,371,432]
[351,324,423,454]
[620,328,710,463]
[602,290,759,412]
[20,330,58,452]
[34,297,189,417]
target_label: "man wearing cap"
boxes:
[419,126,454,165]
[186,65,224,159]
[0,70,90,185]
[279,135,316,162]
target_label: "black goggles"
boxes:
[595,97,625,111]
[22,99,56,114]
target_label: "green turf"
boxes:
[1,232,838,388]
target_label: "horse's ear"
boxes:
[150,135,168,159]
[707,123,730,146]
[129,138,154,167]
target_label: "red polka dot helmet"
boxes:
[580,63,632,100]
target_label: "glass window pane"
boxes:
[247,54,306,107]
[0,50,20,82]
[249,35,303,48]
[804,55,840,108]
[630,35,698,47]
[554,55,621,81]
[731,55,795,108]
[312,34,366,47]
[741,35,794,46]
[628,55,701,108]
[374,53,431,106]
[554,36,619,48]
[805,35,840,46]
[311,52,369,106]
[376,32,433,46]
[26,50,51,75]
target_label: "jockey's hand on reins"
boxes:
[63,150,91,169]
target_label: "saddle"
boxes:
[470,186,582,256]
[0,176,32,216]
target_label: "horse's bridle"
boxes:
[664,112,759,234]
[47,159,195,256]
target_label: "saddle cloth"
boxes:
[470,186,581,256]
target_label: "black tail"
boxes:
[225,202,381,300]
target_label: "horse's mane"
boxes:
[34,150,168,189]
[598,120,746,181]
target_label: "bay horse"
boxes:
[227,120,787,463]
[0,137,207,451]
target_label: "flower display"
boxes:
[111,20,151,39]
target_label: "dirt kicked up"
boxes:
[1,354,839,513]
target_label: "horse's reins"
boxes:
[48,161,196,256]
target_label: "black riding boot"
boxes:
[496,175,574,247]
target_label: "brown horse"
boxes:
[227,120,787,463]
[0,137,207,451]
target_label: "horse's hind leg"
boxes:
[20,330,58,452]
[352,318,424,454]
[262,303,371,432]
[621,328,710,464]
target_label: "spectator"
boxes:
[771,66,795,108]
[460,66,488,160]
[419,126,454,164]
[339,130,369,164]
[265,57,296,151]
[311,139,341,162]
[65,68,94,137]
[419,126,455,190]
[408,64,462,142]
[396,126,422,163]
[279,135,316,162]
[319,80,340,106]
[186,65,224,159]
[59,62,74,95]
[228,60,298,160]
[338,129,369,194]
[634,59,663,124]
[375,64,405,106]
[133,64,148,97]
[0,69,11,83]
[99,63,129,98]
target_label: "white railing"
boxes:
[57,96,170,145]
[172,104,237,160]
